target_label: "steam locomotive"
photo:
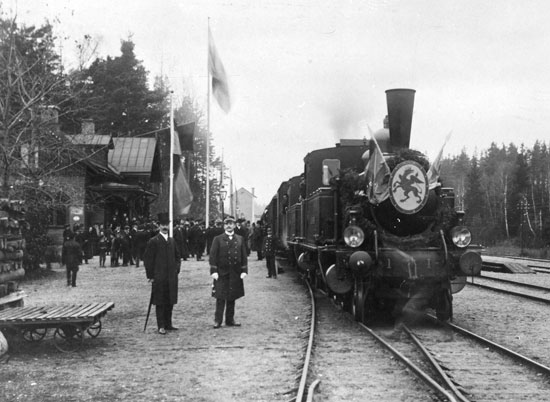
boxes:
[264,89,482,322]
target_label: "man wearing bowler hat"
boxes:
[143,212,181,335]
[209,215,248,328]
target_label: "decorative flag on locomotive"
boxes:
[266,89,482,323]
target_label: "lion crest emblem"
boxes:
[389,161,429,214]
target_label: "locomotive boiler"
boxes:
[264,89,482,322]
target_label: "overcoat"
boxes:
[61,239,83,271]
[143,233,181,305]
[209,233,248,300]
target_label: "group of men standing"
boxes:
[144,214,249,334]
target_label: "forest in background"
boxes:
[439,141,550,251]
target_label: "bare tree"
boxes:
[0,16,100,269]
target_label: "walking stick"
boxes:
[144,284,153,332]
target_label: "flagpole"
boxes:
[205,17,211,229]
[220,149,224,220]
[169,91,174,237]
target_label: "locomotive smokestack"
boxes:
[385,88,415,151]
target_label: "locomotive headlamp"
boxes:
[450,226,471,248]
[344,225,365,248]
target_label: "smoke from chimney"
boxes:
[323,83,371,140]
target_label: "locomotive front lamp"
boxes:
[450,226,472,248]
[344,225,365,248]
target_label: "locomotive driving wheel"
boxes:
[353,279,377,324]
[435,288,453,322]
[352,280,367,322]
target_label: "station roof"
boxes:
[109,137,157,174]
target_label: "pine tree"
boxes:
[76,39,168,137]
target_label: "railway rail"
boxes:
[297,279,550,401]
[298,286,448,401]
[368,316,550,401]
[467,274,550,304]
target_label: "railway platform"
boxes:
[2,255,310,401]
[481,255,535,273]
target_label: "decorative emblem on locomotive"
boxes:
[389,161,429,214]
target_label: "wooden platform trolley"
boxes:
[0,301,115,352]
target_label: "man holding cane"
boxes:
[209,215,248,328]
[144,212,181,335]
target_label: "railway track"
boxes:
[467,274,550,304]
[368,316,550,401]
[296,276,550,401]
[296,284,442,401]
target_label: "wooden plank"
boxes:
[53,304,91,318]
[68,303,103,318]
[84,302,114,318]
[31,305,78,320]
[0,306,45,321]
[39,305,84,320]
[28,305,78,321]
[507,262,533,273]
[2,306,50,321]
[482,256,534,274]
[18,305,66,321]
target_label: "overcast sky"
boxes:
[8,0,550,205]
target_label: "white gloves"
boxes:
[211,272,246,279]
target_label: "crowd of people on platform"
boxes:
[61,215,278,270]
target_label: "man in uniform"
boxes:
[143,212,181,335]
[209,216,248,328]
[262,226,279,278]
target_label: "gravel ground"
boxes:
[453,272,550,369]
[1,256,310,402]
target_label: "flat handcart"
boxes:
[0,301,115,352]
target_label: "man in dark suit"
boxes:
[61,232,83,287]
[209,216,248,328]
[206,219,224,254]
[143,212,181,335]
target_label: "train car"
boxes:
[266,89,482,322]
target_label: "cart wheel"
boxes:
[86,320,102,338]
[53,324,83,352]
[23,328,47,342]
